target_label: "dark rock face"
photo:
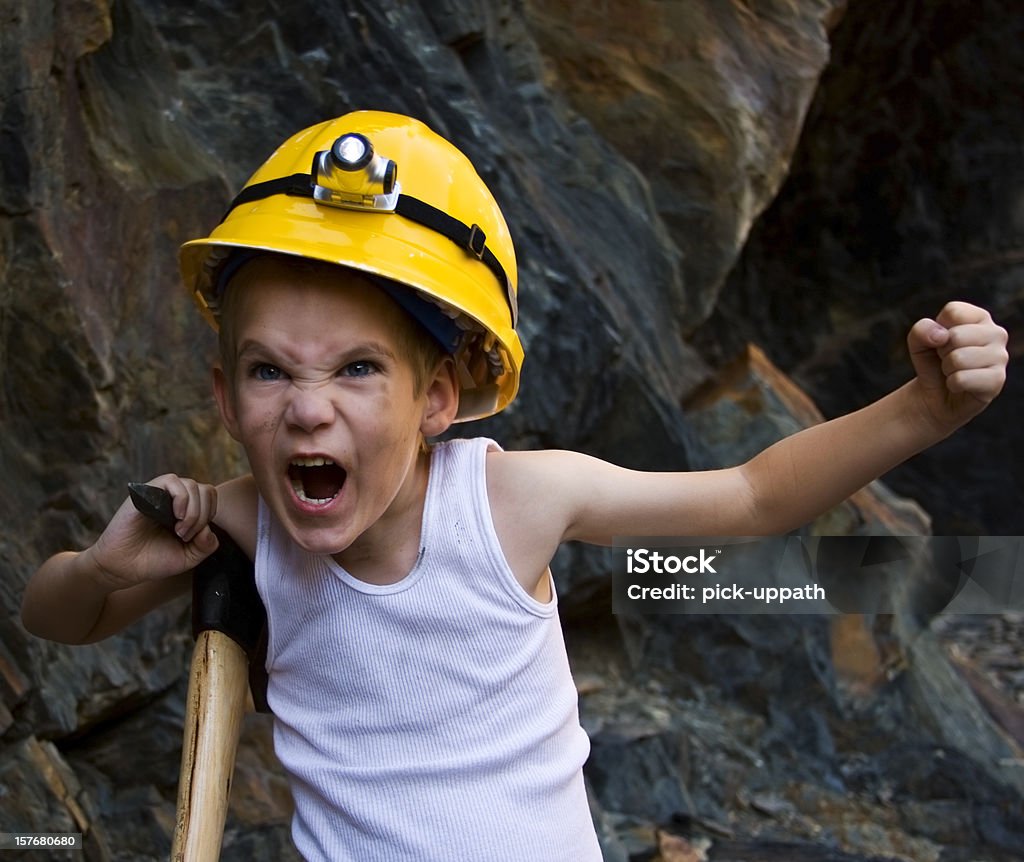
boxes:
[705,0,1024,536]
[2,1,1021,860]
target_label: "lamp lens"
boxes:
[336,135,367,165]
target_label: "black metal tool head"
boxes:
[128,482,178,532]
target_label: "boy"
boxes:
[21,112,1009,861]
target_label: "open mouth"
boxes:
[288,457,347,506]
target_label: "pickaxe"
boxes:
[129,483,268,861]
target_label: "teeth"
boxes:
[289,476,336,505]
[294,487,335,506]
[291,456,334,467]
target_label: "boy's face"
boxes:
[213,256,456,558]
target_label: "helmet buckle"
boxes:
[467,224,487,260]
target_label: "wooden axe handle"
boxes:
[171,629,249,862]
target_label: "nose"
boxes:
[284,384,336,433]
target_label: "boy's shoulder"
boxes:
[215,474,260,560]
[430,437,563,509]
[481,444,590,518]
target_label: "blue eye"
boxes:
[252,363,284,381]
[342,360,377,378]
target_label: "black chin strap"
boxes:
[224,173,518,328]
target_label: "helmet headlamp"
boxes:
[313,133,399,211]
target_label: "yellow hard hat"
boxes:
[180,111,523,421]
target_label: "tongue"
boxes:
[297,464,346,500]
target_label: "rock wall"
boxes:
[1,1,1021,860]
[706,0,1024,536]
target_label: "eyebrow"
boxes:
[235,338,399,364]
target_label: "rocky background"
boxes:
[1,0,1022,860]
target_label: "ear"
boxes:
[212,364,243,442]
[420,357,460,438]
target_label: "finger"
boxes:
[149,475,204,541]
[940,343,1010,377]
[944,365,1007,400]
[182,526,220,567]
[199,484,218,531]
[907,317,949,353]
[907,318,948,388]
[150,474,190,520]
[937,321,1009,355]
[935,301,994,329]
[187,485,219,544]
[176,479,211,542]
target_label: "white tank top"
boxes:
[256,437,601,861]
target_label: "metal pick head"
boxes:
[128,482,178,532]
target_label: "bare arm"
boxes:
[735,301,1009,534]
[22,550,193,644]
[720,381,951,535]
[487,303,1008,579]
[21,474,257,645]
[578,303,1007,541]
[492,393,929,550]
